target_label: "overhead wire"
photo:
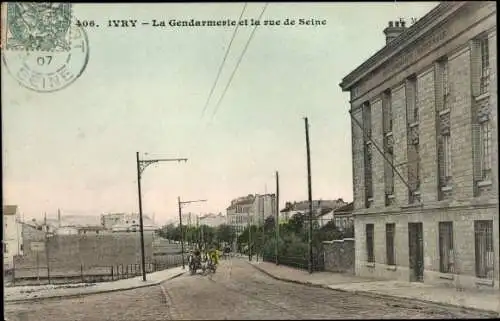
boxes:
[209,3,269,123]
[187,3,269,158]
[199,2,249,120]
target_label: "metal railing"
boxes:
[4,255,185,287]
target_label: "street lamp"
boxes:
[136,152,187,282]
[177,197,207,269]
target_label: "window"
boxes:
[480,121,492,180]
[363,102,372,138]
[436,58,450,111]
[480,38,490,94]
[408,141,421,203]
[383,90,393,134]
[438,222,454,273]
[473,120,492,183]
[386,223,396,266]
[3,243,7,253]
[384,141,395,202]
[406,76,418,123]
[364,144,373,207]
[474,220,493,279]
[366,224,375,263]
[438,134,452,188]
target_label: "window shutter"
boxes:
[438,135,446,186]
[434,62,444,111]
[472,123,483,181]
[470,39,482,97]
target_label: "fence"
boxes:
[4,254,185,287]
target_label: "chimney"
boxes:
[383,20,407,44]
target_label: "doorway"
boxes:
[408,222,424,282]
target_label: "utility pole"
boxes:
[247,212,252,261]
[44,212,51,283]
[275,171,280,265]
[260,192,265,261]
[178,198,207,266]
[304,117,313,274]
[177,197,185,269]
[136,152,188,282]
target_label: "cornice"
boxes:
[339,2,466,91]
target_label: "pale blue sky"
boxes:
[2,2,438,225]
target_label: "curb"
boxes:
[5,270,186,305]
[248,262,499,316]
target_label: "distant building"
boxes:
[181,212,197,228]
[252,194,277,224]
[279,199,348,226]
[3,205,23,269]
[199,213,226,228]
[77,225,107,235]
[101,213,159,232]
[339,2,498,289]
[333,202,354,232]
[226,195,256,234]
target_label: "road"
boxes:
[4,258,497,320]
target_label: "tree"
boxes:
[217,224,235,244]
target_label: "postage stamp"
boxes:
[1,2,89,93]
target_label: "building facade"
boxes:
[199,213,226,228]
[101,212,158,232]
[226,195,256,234]
[3,205,23,269]
[252,194,277,224]
[280,199,348,226]
[340,2,498,289]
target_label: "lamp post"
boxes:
[136,152,187,282]
[177,197,207,269]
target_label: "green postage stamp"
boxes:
[2,2,89,92]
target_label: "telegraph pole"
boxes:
[177,197,185,269]
[304,117,314,274]
[44,212,51,283]
[260,187,266,261]
[136,152,188,282]
[275,171,280,265]
[248,212,252,261]
[178,198,207,266]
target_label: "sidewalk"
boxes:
[249,261,500,315]
[4,266,186,303]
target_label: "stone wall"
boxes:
[323,238,355,274]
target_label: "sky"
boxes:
[2,2,438,226]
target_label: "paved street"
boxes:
[4,258,497,320]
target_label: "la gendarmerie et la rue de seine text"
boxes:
[107,18,327,28]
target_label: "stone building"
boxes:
[339,2,498,290]
[226,195,255,235]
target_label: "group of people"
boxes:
[190,244,220,267]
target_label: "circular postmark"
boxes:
[2,24,89,93]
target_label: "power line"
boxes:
[200,3,248,119]
[210,3,269,122]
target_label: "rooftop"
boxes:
[339,2,458,91]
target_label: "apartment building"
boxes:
[226,195,255,235]
[339,2,498,290]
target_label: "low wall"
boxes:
[323,238,355,274]
[16,232,156,271]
